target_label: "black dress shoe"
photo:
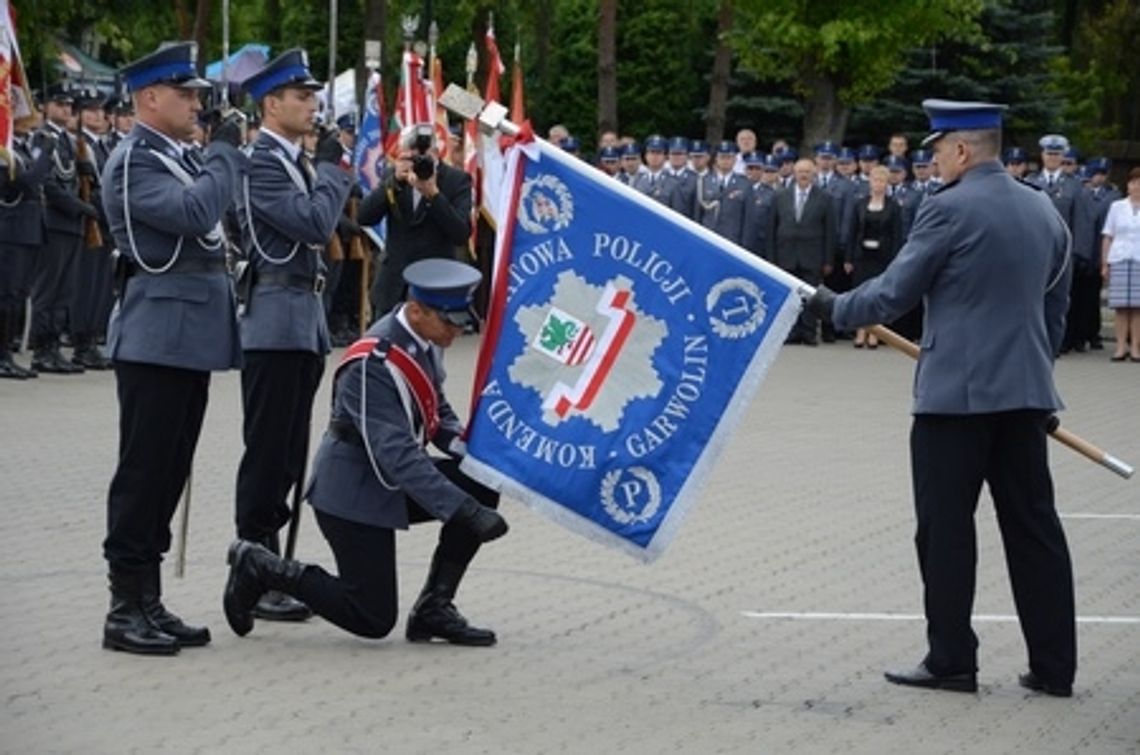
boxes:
[251,589,313,622]
[1018,671,1072,698]
[884,663,977,693]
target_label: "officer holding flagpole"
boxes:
[100,42,249,656]
[232,49,352,621]
[806,100,1076,697]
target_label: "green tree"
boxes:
[728,0,982,150]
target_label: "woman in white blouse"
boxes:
[1101,166,1140,361]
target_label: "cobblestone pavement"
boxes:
[1,336,1137,754]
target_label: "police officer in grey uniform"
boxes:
[807,100,1076,697]
[1026,134,1092,353]
[665,136,698,220]
[631,135,687,216]
[224,259,507,644]
[32,83,97,373]
[741,152,777,259]
[1081,158,1120,349]
[698,140,750,245]
[0,114,56,378]
[233,49,353,622]
[100,42,250,655]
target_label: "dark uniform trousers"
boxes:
[31,230,84,345]
[104,361,210,571]
[235,350,325,541]
[300,458,498,638]
[910,410,1076,685]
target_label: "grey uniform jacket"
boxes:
[631,170,689,217]
[40,123,87,237]
[101,125,249,371]
[1026,172,1092,266]
[833,161,1071,415]
[667,167,699,220]
[305,310,475,529]
[0,135,52,248]
[238,133,352,354]
[698,172,751,245]
[741,183,777,259]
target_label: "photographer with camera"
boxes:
[358,123,473,319]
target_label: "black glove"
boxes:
[315,127,345,166]
[337,216,362,236]
[210,111,245,149]
[452,499,508,543]
[78,201,99,219]
[349,182,364,200]
[804,285,837,322]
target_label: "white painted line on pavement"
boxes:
[741,611,1140,625]
[1060,513,1140,520]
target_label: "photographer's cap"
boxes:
[243,48,322,101]
[404,259,482,328]
[121,42,211,92]
[921,99,1007,147]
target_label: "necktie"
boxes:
[795,190,806,221]
[1047,175,1055,188]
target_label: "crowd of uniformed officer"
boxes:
[554,128,1121,351]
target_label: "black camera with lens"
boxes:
[410,125,436,181]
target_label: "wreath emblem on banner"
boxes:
[517,174,575,235]
[600,467,662,525]
[706,277,766,340]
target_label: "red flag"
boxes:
[386,48,430,154]
[510,41,525,124]
[1,0,34,156]
[484,24,505,105]
[431,56,449,161]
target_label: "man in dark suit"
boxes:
[768,158,836,344]
[100,42,250,655]
[233,49,353,622]
[358,124,473,319]
[808,99,1075,698]
[223,259,507,644]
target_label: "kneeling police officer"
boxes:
[224,259,508,645]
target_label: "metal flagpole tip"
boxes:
[1102,454,1134,480]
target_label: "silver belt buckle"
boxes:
[313,273,326,295]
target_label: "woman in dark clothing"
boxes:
[844,165,904,348]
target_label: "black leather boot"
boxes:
[406,556,496,646]
[71,336,112,370]
[140,566,211,647]
[250,533,313,622]
[224,539,308,637]
[103,569,180,655]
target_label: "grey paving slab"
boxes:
[1,337,1137,754]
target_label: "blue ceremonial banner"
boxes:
[460,139,803,562]
[353,72,385,194]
